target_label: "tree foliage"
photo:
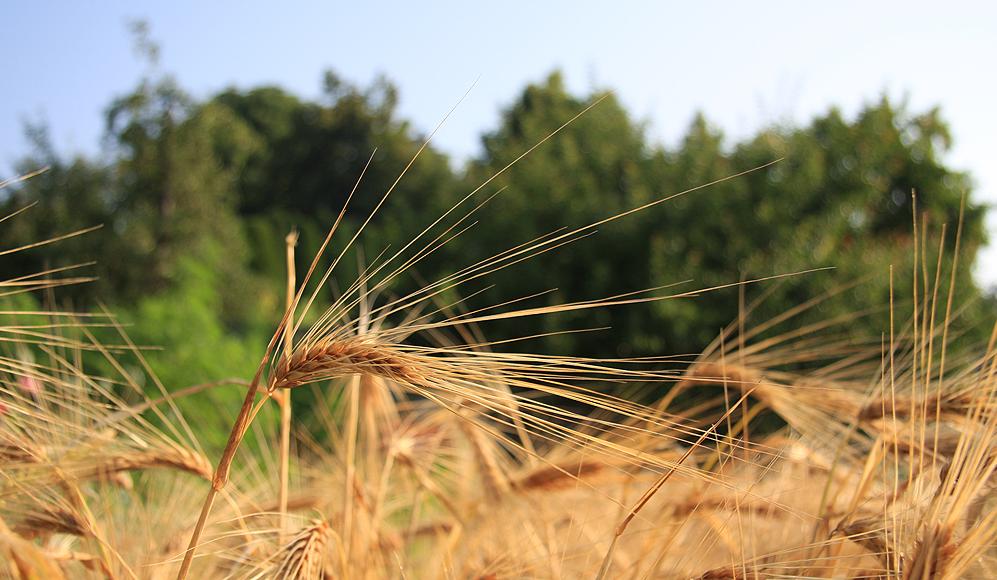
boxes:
[455,74,988,355]
[2,62,990,394]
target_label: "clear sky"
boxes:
[4,1,996,286]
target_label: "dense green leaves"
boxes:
[1,67,991,396]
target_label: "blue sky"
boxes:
[4,1,997,285]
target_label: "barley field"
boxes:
[2,138,995,580]
[7,2,997,578]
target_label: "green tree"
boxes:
[453,72,663,355]
[652,99,989,353]
[3,58,990,397]
[204,75,461,289]
[95,23,255,325]
[0,123,117,304]
[459,74,990,357]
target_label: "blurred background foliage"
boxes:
[2,33,993,421]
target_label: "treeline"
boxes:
[2,61,991,395]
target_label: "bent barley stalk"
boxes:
[270,338,418,390]
[271,520,332,579]
[173,143,787,576]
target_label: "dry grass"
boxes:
[1,125,995,580]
